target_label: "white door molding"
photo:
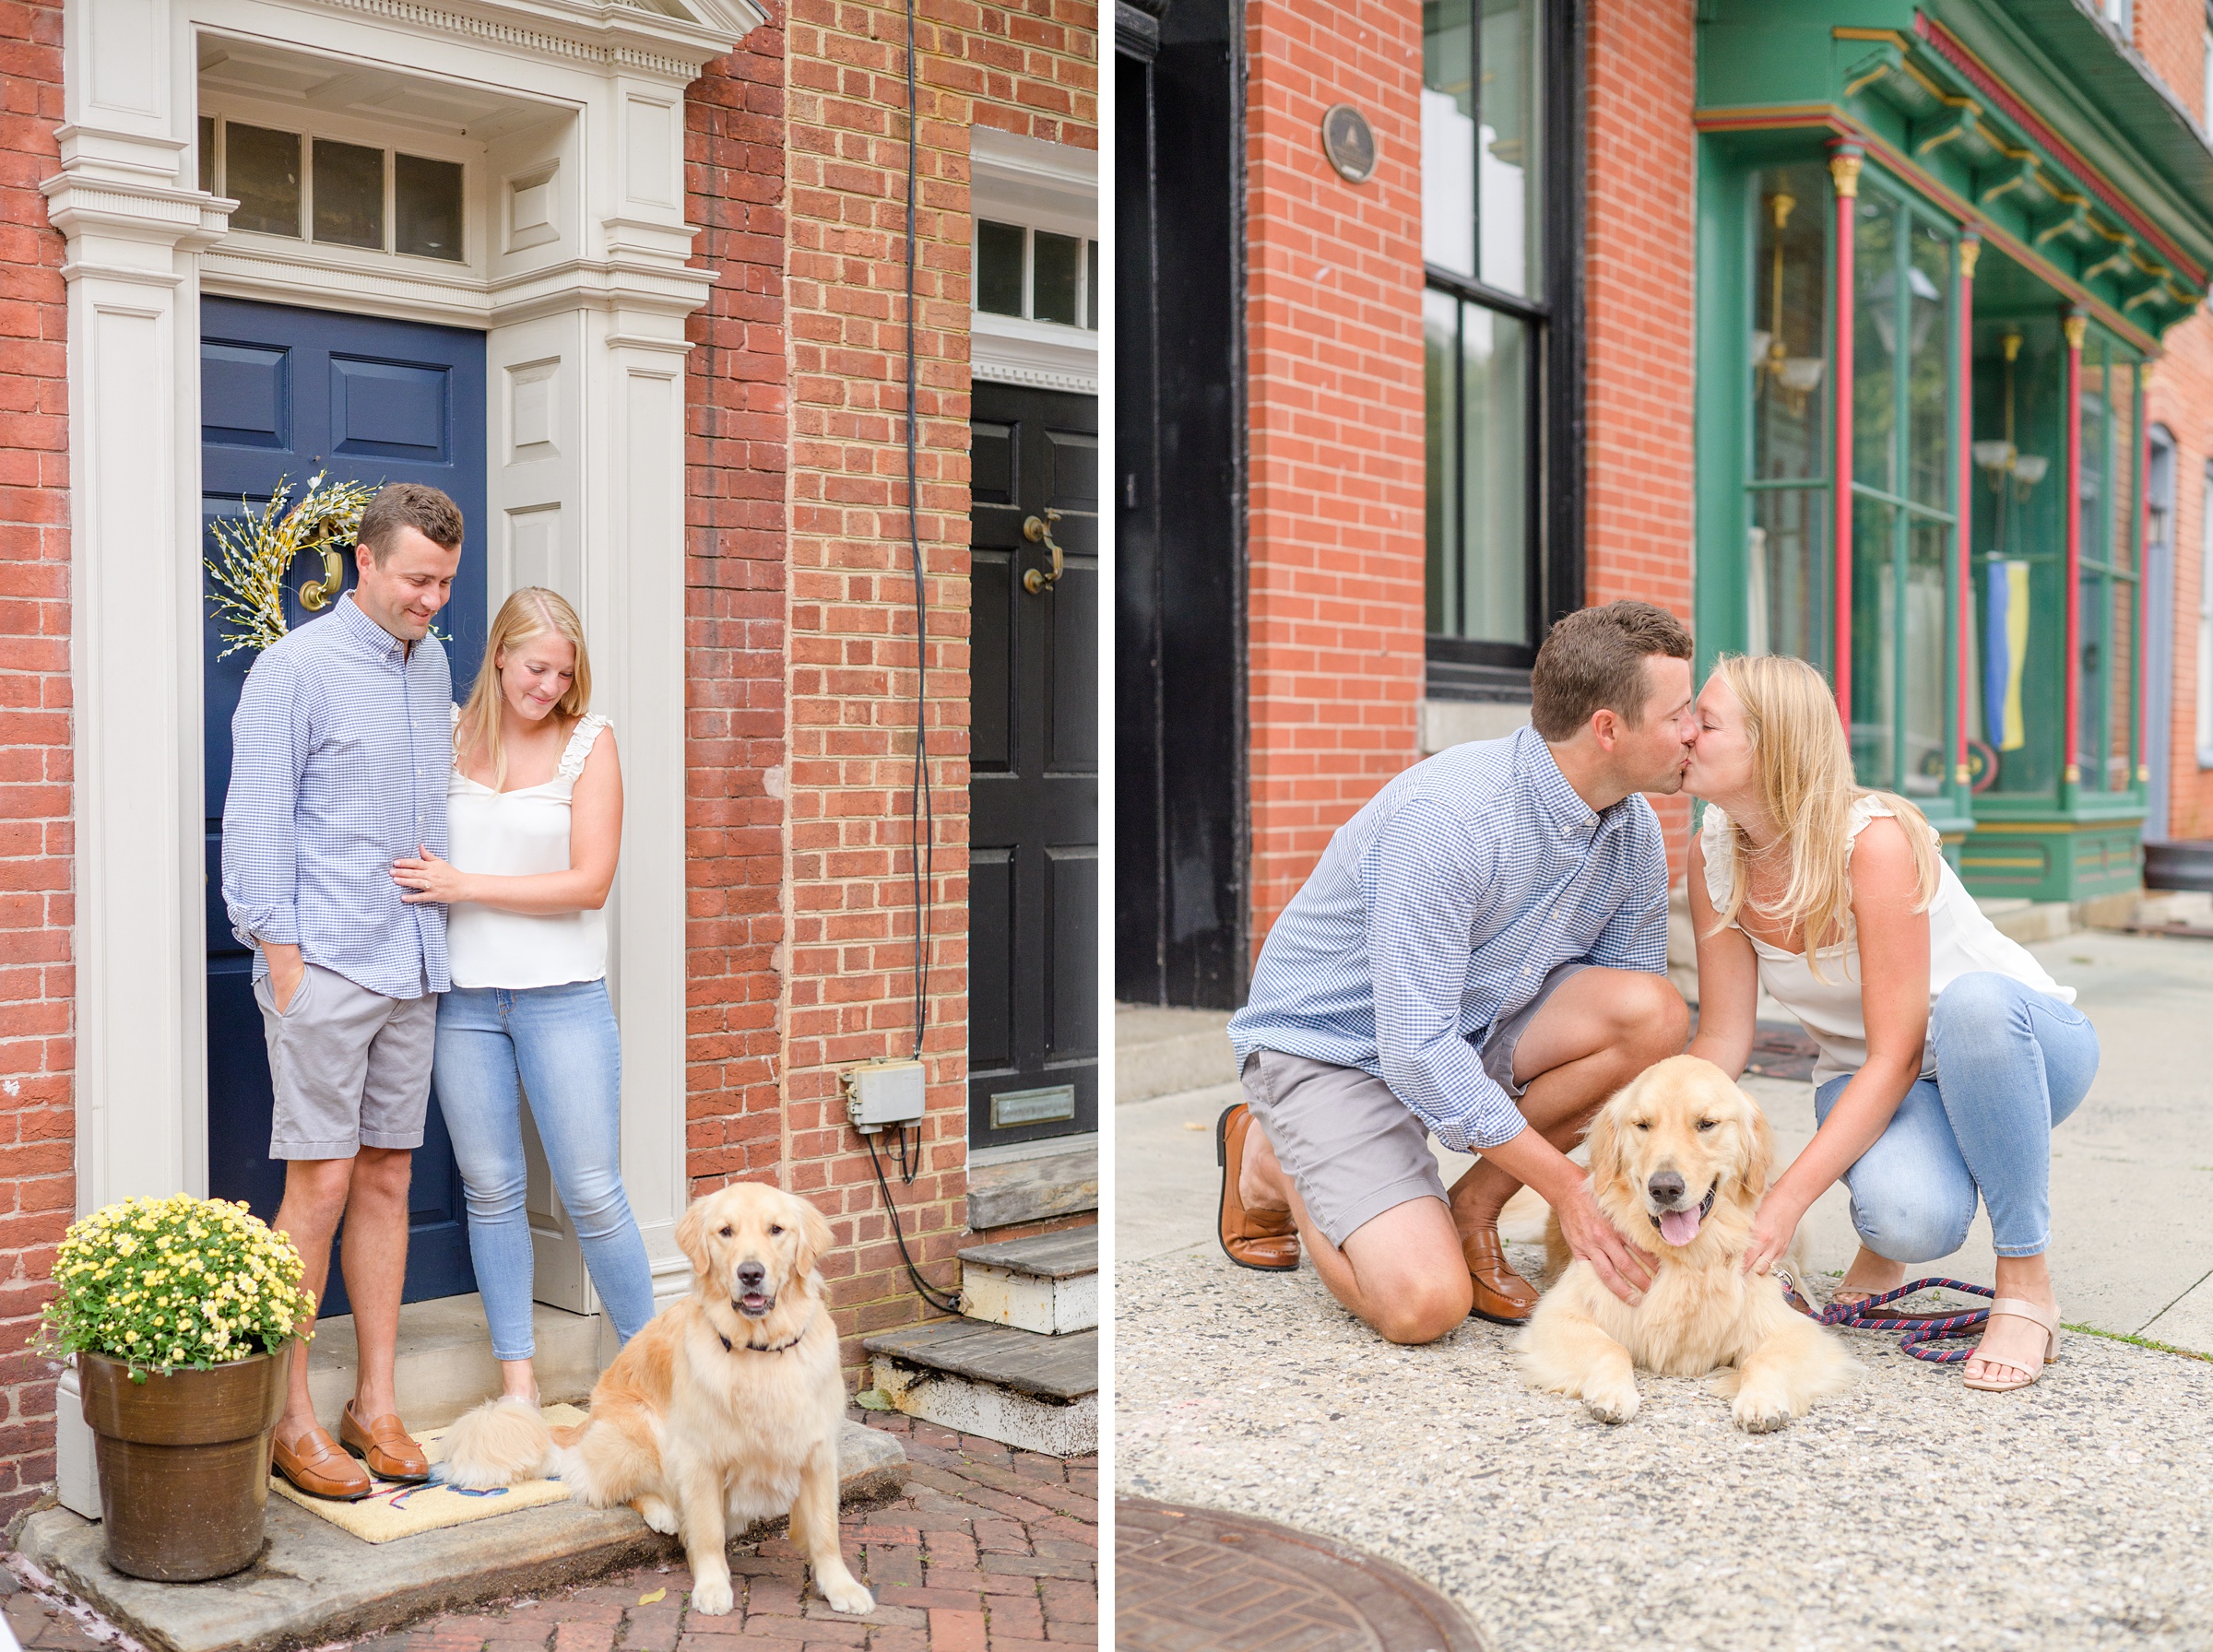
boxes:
[51,0,759,1305]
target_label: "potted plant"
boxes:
[42,1195,317,1581]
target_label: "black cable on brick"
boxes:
[865,0,956,1319]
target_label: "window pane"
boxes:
[313,138,385,250]
[1421,0,1477,279]
[1852,195,1899,496]
[1086,239,1098,330]
[1907,222,1951,509]
[1747,487,1828,669]
[396,153,464,261]
[1851,493,1898,785]
[976,220,1024,316]
[226,124,302,238]
[1751,164,1828,483]
[1034,231,1081,325]
[1478,0,1542,296]
[1425,289,1460,634]
[199,115,215,195]
[1430,301,1531,644]
[1903,520,1949,796]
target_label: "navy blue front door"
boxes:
[202,297,487,1315]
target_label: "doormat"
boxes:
[271,1404,586,1544]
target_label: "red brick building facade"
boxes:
[0,0,1094,1520]
[1120,0,2213,998]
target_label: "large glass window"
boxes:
[2078,336,2141,794]
[1422,0,1560,676]
[1849,187,1956,798]
[1746,163,1830,662]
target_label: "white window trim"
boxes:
[971,127,1097,395]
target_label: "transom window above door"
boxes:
[975,220,1100,332]
[198,114,465,263]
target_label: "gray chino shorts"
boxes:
[1240,960,1588,1246]
[254,962,437,1159]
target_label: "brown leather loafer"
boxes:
[338,1403,431,1483]
[272,1425,373,1501]
[1217,1103,1299,1271]
[1462,1222,1539,1326]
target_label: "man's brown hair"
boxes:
[358,482,465,564]
[1529,600,1695,740]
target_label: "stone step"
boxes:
[865,1321,1097,1457]
[958,1227,1097,1334]
[20,1419,905,1652]
[1116,1004,1237,1104]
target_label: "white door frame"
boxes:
[48,0,763,1299]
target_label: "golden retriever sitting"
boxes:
[1514,1055,1856,1433]
[442,1182,873,1617]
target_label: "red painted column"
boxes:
[1956,234,1979,791]
[1830,144,1862,731]
[2063,308,2087,791]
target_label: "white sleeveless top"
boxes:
[1699,798,2073,1086]
[445,710,610,990]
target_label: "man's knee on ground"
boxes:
[1367,1269,1473,1346]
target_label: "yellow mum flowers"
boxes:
[42,1195,317,1384]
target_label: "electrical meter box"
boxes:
[844,1057,927,1133]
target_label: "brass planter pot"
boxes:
[77,1344,292,1582]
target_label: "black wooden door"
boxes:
[202,297,485,1314]
[1116,2,1249,1009]
[968,384,1099,1149]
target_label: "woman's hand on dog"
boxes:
[1741,1186,1809,1277]
[1556,1176,1657,1304]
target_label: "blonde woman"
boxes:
[392,588,654,1401]
[1682,655,2096,1393]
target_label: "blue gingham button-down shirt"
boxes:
[1227,726,1670,1152]
[220,596,452,998]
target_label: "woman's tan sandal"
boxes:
[1961,1296,2061,1393]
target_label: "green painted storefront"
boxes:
[1692,1,2213,901]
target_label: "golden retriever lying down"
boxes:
[1514,1055,1857,1433]
[442,1182,872,1617]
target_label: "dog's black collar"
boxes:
[1648,1183,1718,1233]
[717,1308,813,1355]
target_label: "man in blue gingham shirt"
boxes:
[220,482,465,1501]
[223,593,453,998]
[1222,603,1699,1343]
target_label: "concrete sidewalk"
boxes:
[1116,930,2213,1651]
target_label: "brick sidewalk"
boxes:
[1,1416,1097,1652]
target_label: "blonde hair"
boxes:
[1704,655,1941,982]
[457,587,592,790]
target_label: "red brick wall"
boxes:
[0,0,71,1526]
[685,40,793,1186]
[1241,0,1429,957]
[1584,0,1698,875]
[2128,0,2213,840]
[772,0,1096,1356]
[2134,0,2207,123]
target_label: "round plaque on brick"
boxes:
[1117,1497,1486,1652]
[1320,103,1378,184]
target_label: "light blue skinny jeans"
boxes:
[1813,971,2099,1261]
[432,980,656,1360]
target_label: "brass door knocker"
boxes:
[1022,511,1065,595]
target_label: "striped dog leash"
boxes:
[1772,1266,1996,1363]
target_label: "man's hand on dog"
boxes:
[1556,1174,1656,1304]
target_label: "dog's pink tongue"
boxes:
[1659,1207,1703,1246]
